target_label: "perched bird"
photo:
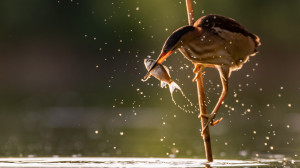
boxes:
[144,14,261,127]
[143,58,182,95]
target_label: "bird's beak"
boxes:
[143,51,172,80]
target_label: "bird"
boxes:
[143,14,261,130]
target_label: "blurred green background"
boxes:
[0,0,299,159]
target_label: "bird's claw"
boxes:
[193,71,206,82]
[193,64,201,73]
[211,117,223,126]
[200,113,222,136]
[192,72,200,82]
[192,64,201,82]
[199,113,216,120]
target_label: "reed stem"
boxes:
[185,0,213,162]
[195,69,213,162]
[185,0,195,25]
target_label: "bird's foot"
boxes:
[199,113,215,136]
[199,113,222,135]
[193,64,201,73]
[199,113,216,124]
[192,72,200,82]
[193,64,202,82]
[192,71,206,82]
[211,117,223,126]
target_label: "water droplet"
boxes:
[120,132,124,135]
[136,6,139,11]
[95,130,99,134]
[288,103,292,107]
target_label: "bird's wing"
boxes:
[194,14,260,48]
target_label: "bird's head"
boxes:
[143,26,196,80]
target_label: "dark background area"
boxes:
[0,0,299,159]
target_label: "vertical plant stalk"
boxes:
[185,0,195,25]
[185,0,213,162]
[195,68,213,162]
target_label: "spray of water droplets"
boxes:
[170,88,199,114]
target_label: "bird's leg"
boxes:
[202,66,229,134]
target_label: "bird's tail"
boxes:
[168,81,182,95]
